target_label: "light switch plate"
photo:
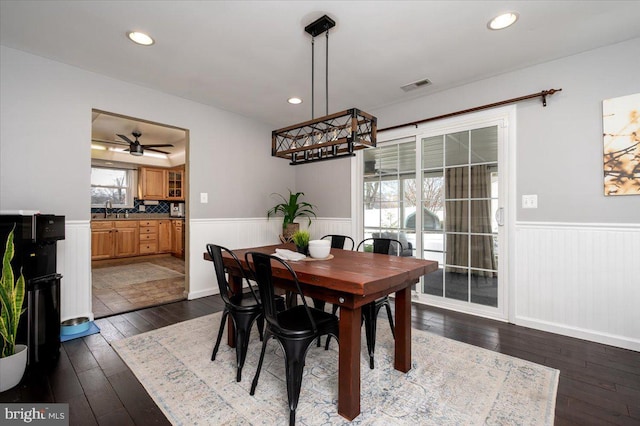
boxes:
[200,192,208,203]
[522,194,538,209]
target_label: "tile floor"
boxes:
[92,255,185,318]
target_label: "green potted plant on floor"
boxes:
[267,190,316,242]
[291,230,310,255]
[0,226,28,392]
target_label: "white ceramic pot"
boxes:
[0,344,27,392]
[308,239,331,259]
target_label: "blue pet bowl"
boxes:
[60,317,90,335]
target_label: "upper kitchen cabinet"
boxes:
[167,167,185,200]
[139,167,166,200]
[138,166,185,201]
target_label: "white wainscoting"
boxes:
[188,217,352,300]
[515,222,640,351]
[57,221,93,322]
[59,219,638,351]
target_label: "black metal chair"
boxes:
[206,243,265,383]
[356,238,401,369]
[320,234,355,250]
[245,251,339,426]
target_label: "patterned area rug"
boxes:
[92,262,184,289]
[112,312,559,425]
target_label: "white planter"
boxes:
[0,344,27,392]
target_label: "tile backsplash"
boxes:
[91,199,170,215]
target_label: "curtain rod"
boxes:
[379,88,562,133]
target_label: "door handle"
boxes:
[495,207,504,226]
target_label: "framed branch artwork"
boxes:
[603,92,640,196]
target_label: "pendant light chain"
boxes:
[326,29,329,116]
[311,36,315,119]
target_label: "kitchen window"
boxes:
[90,166,135,208]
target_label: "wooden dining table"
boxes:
[204,243,438,421]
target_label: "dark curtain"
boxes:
[445,165,496,276]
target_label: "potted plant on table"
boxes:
[0,227,28,392]
[291,230,310,255]
[267,190,316,242]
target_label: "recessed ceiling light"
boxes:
[288,97,303,105]
[488,12,519,30]
[127,31,155,46]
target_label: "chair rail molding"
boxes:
[514,221,640,351]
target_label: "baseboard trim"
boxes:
[515,316,640,352]
[188,288,218,300]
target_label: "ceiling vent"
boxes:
[401,78,432,92]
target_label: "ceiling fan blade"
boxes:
[145,147,171,154]
[116,134,135,144]
[91,138,128,146]
[141,144,174,148]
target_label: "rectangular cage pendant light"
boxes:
[272,15,377,165]
[272,108,376,165]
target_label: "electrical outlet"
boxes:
[138,205,146,212]
[522,194,538,209]
[200,192,208,203]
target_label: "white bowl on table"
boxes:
[308,239,331,259]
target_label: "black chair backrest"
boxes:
[206,243,258,305]
[245,252,317,334]
[321,234,355,250]
[356,238,403,256]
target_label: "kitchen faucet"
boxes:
[105,200,112,218]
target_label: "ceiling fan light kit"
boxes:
[272,14,377,165]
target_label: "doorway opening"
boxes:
[90,110,189,318]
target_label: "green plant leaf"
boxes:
[0,226,25,358]
[267,190,317,228]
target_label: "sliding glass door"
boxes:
[360,110,510,319]
[421,127,499,308]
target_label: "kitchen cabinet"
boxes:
[139,219,172,254]
[139,167,166,200]
[91,219,177,260]
[167,167,185,200]
[91,222,114,260]
[91,221,139,260]
[139,220,158,254]
[158,220,172,252]
[139,166,185,201]
[114,221,139,257]
[172,219,184,258]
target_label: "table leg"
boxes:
[394,286,411,372]
[226,274,243,348]
[338,305,361,420]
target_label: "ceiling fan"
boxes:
[114,131,174,156]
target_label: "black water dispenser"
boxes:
[0,213,65,367]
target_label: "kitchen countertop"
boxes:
[91,214,184,221]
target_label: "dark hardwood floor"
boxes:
[1,296,638,425]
